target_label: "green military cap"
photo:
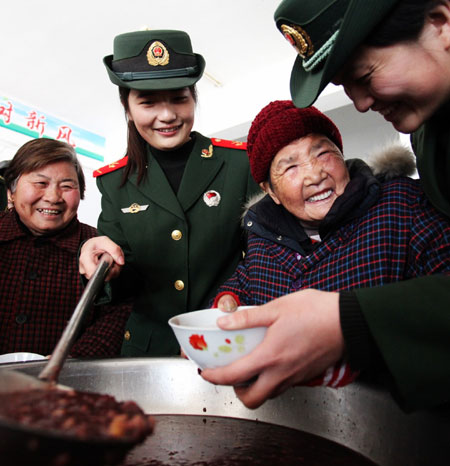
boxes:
[274,0,399,108]
[104,29,206,90]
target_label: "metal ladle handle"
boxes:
[38,253,114,383]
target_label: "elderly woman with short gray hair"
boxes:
[0,138,130,357]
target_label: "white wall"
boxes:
[203,79,406,164]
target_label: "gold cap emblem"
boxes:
[147,41,170,66]
[280,24,314,59]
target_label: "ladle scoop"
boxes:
[0,253,155,466]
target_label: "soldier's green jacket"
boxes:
[95,132,260,356]
[353,101,450,411]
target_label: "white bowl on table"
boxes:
[0,352,46,364]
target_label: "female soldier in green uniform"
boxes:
[80,30,260,356]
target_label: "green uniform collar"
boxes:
[412,100,450,218]
[127,133,224,217]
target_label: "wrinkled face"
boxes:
[127,87,196,151]
[262,134,349,227]
[332,19,450,133]
[10,161,80,236]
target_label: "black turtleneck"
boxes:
[149,134,196,194]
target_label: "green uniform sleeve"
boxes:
[354,275,450,411]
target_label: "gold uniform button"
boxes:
[174,280,185,291]
[124,330,131,341]
[171,230,182,241]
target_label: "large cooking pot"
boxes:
[2,357,449,465]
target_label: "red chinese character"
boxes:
[0,101,13,124]
[56,126,76,147]
[26,111,46,137]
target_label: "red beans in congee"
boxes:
[123,414,376,465]
[0,387,154,442]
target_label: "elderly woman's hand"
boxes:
[216,293,239,312]
[79,236,124,281]
[200,289,345,409]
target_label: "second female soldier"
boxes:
[79,30,260,356]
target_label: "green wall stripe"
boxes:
[0,120,104,162]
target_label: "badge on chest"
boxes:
[203,190,221,207]
[121,203,149,214]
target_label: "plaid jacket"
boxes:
[0,211,131,357]
[213,176,450,388]
[215,177,450,304]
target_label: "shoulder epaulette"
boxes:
[211,138,247,151]
[93,156,128,178]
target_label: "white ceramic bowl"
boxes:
[168,307,267,369]
[0,352,46,364]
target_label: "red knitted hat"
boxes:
[247,100,343,183]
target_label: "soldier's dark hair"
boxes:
[118,85,198,187]
[365,0,442,47]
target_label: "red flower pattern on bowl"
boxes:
[189,334,208,351]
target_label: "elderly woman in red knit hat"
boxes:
[201,100,450,406]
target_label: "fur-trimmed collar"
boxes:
[367,143,416,181]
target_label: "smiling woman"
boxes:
[126,87,196,152]
[225,0,450,413]
[8,155,82,236]
[5,139,85,237]
[203,99,450,401]
[331,38,449,134]
[79,29,260,357]
[263,135,350,227]
[0,138,132,357]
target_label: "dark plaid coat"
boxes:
[215,176,450,305]
[0,211,131,357]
